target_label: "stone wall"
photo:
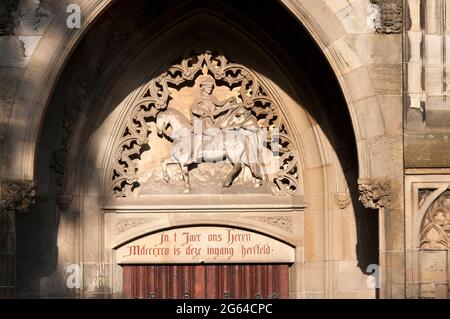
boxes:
[403,0,450,299]
[2,0,448,299]
[0,0,55,178]
[405,0,450,166]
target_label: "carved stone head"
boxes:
[156,111,168,136]
[373,0,402,33]
[198,74,215,94]
[380,2,401,27]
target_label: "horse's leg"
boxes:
[223,163,242,188]
[161,158,173,183]
[249,163,263,187]
[222,137,245,188]
[180,164,191,193]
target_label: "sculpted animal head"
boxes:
[156,111,168,136]
[156,109,192,139]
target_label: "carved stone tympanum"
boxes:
[358,178,391,210]
[110,45,300,197]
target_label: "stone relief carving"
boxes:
[419,189,435,209]
[248,216,293,233]
[116,218,154,234]
[111,45,300,197]
[0,180,36,213]
[419,190,450,250]
[56,194,73,213]
[371,0,402,34]
[334,192,351,210]
[358,178,391,210]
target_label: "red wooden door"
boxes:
[122,264,289,299]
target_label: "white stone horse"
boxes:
[156,108,263,193]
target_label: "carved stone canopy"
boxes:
[0,180,36,213]
[110,44,300,198]
[358,178,391,210]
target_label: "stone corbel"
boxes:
[0,180,36,213]
[358,178,392,210]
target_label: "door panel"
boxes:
[123,264,289,299]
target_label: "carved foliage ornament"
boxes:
[0,180,36,213]
[116,218,154,234]
[358,178,391,210]
[110,45,300,197]
[249,216,293,233]
[420,190,450,250]
[371,0,402,34]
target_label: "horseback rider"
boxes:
[190,74,237,162]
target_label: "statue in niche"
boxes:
[156,73,263,193]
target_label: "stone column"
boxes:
[0,180,36,298]
[358,178,396,298]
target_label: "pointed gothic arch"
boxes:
[12,0,383,298]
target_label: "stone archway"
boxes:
[4,0,383,182]
[7,0,399,299]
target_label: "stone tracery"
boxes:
[419,190,450,250]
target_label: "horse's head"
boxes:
[156,112,168,136]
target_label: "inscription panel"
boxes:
[116,226,295,264]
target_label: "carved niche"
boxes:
[419,190,450,250]
[110,45,300,197]
[371,0,402,34]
